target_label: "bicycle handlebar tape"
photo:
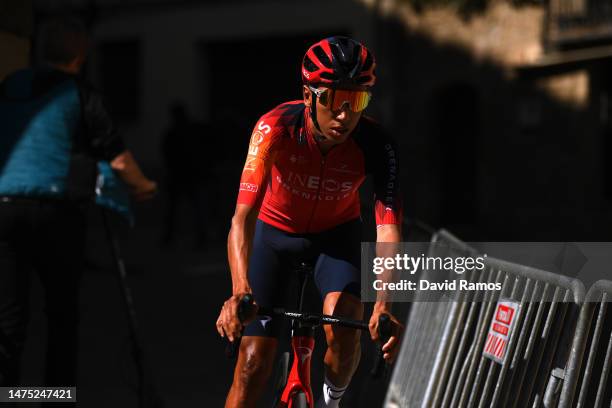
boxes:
[225,294,255,359]
[371,313,393,379]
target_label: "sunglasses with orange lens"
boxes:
[309,86,372,112]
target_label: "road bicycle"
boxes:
[226,262,392,408]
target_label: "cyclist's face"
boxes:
[303,85,363,144]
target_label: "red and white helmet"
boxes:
[301,36,376,87]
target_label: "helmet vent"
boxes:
[329,43,347,69]
[303,55,318,73]
[313,46,332,68]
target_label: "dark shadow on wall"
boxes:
[602,59,612,200]
[372,8,610,242]
[432,82,479,228]
[97,39,142,123]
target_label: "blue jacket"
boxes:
[0,68,80,198]
[0,68,128,215]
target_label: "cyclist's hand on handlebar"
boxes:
[215,293,258,342]
[369,309,404,363]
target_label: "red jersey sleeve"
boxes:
[236,116,283,207]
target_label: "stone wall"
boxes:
[363,0,608,240]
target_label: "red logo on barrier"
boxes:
[483,300,520,364]
[496,305,514,325]
[484,332,507,361]
[492,323,509,335]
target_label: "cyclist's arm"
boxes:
[218,119,280,340]
[367,131,404,360]
[371,223,403,361]
[374,224,401,311]
[227,118,280,295]
[370,134,403,307]
[221,203,261,339]
[227,204,259,295]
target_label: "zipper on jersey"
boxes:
[305,156,326,233]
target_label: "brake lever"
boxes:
[225,294,254,359]
[371,313,393,379]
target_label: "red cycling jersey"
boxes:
[237,101,402,234]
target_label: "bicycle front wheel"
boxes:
[290,392,309,408]
[272,352,290,407]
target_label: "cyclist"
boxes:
[216,36,403,408]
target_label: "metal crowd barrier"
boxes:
[559,280,612,408]
[384,230,589,408]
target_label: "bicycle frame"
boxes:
[278,334,315,407]
[227,263,391,408]
[277,263,316,407]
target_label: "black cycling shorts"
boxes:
[243,219,362,338]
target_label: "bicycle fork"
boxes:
[278,263,316,407]
[279,328,315,407]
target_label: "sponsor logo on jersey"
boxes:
[248,130,265,156]
[257,120,271,134]
[286,172,354,193]
[276,175,355,201]
[329,163,360,175]
[384,143,397,204]
[243,156,258,172]
[251,131,264,145]
[244,121,272,171]
[289,155,308,165]
[240,182,258,193]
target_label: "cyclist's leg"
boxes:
[226,337,278,408]
[226,220,296,407]
[321,292,363,382]
[314,219,363,406]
